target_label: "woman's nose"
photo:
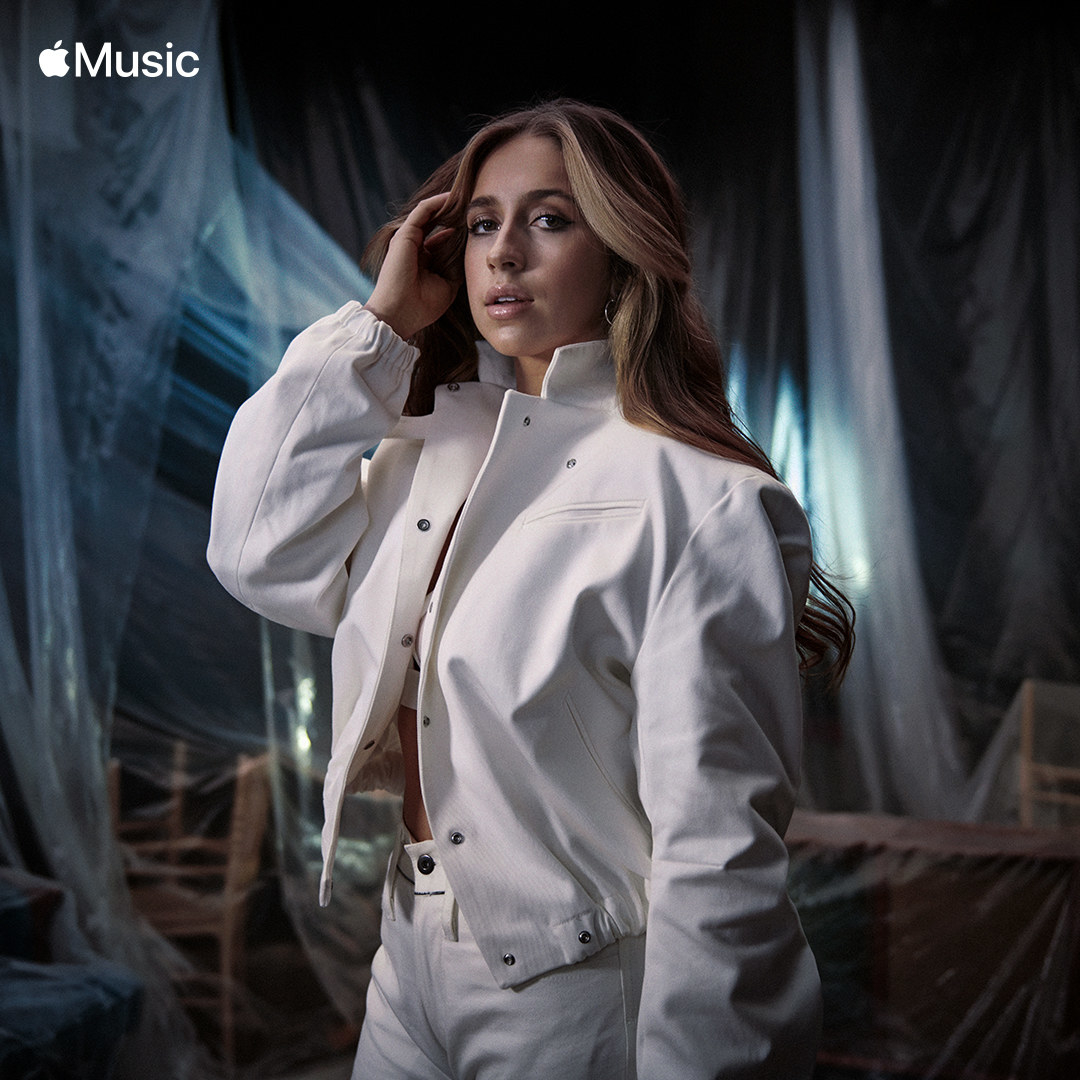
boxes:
[487,226,524,270]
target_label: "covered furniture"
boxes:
[0,868,142,1080]
[787,810,1080,1079]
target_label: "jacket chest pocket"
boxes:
[522,499,645,526]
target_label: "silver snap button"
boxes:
[502,953,516,966]
[578,931,592,944]
[450,831,465,845]
[523,416,531,426]
[417,854,436,875]
[401,634,414,647]
[422,716,431,727]
[566,458,576,469]
[447,382,460,392]
[417,519,431,531]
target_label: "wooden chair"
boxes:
[1017,679,1080,827]
[109,739,189,862]
[124,752,272,1072]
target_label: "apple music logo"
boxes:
[38,40,200,78]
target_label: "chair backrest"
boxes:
[1018,679,1080,826]
[109,738,191,862]
[164,740,189,849]
[223,753,272,906]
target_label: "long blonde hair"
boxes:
[364,99,854,684]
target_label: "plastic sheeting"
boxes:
[1,867,143,1078]
[0,0,375,1074]
[1,1,230,1076]
[1,0,1078,1077]
[797,0,975,818]
[788,810,1080,1079]
[843,0,1078,814]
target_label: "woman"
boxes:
[208,99,853,1079]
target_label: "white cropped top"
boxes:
[399,590,434,710]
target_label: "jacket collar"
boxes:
[476,337,616,410]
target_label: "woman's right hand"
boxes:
[363,193,458,341]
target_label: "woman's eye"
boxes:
[467,217,498,235]
[535,213,570,230]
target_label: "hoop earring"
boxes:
[604,299,617,326]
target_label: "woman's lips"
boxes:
[485,296,533,319]
[483,285,533,318]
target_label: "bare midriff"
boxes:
[396,505,463,843]
[397,703,433,840]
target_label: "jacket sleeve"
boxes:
[632,474,821,1079]
[207,303,418,636]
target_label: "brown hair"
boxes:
[363,99,854,685]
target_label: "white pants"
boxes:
[351,830,644,1079]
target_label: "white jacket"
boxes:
[208,302,821,1078]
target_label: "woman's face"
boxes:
[464,134,611,393]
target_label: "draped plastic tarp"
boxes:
[1,0,1078,1076]
[797,0,974,818]
[0,0,383,1074]
[788,5,1080,1074]
[795,0,1080,824]
[854,0,1080,804]
[0,1,231,1075]
[788,808,1080,1079]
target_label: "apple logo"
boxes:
[39,40,70,77]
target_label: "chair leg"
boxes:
[220,934,236,1075]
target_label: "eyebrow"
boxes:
[466,188,576,213]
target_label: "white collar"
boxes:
[477,337,616,409]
